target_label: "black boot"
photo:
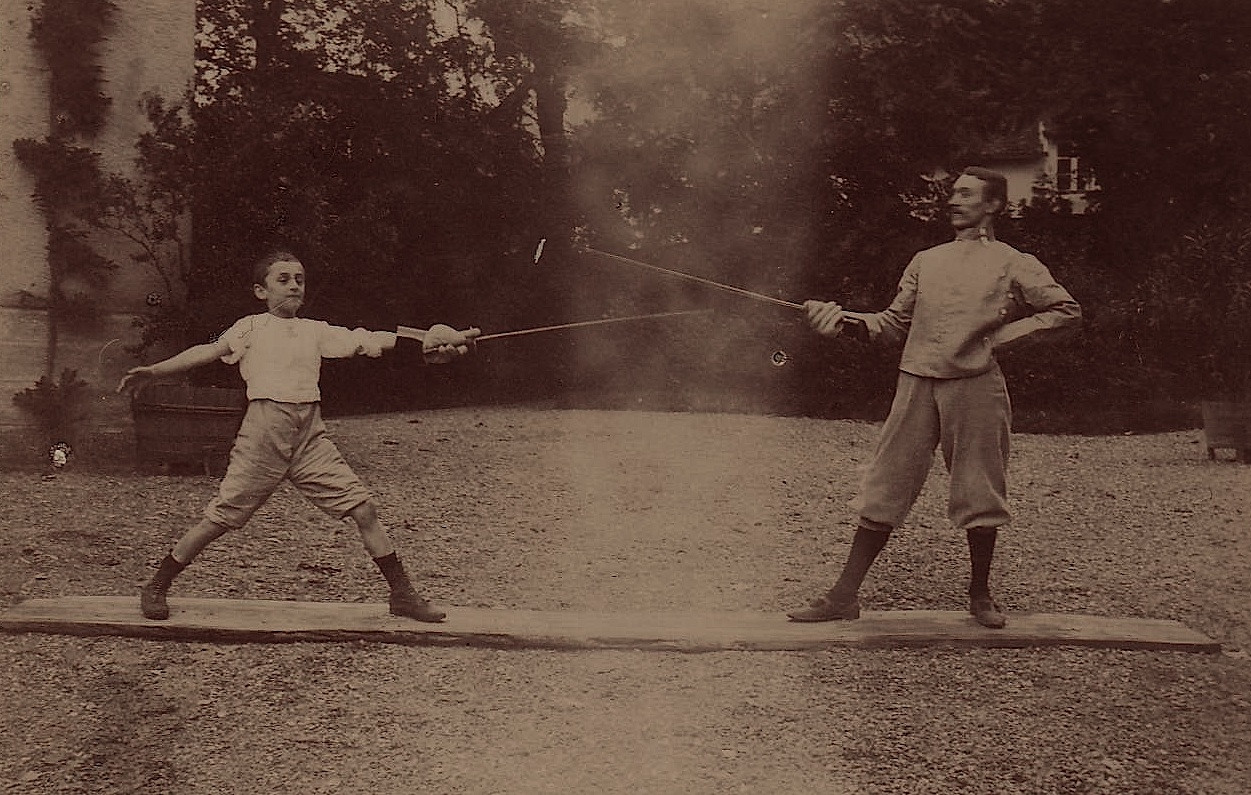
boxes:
[788,524,890,622]
[374,552,446,623]
[140,554,186,620]
[967,527,1006,629]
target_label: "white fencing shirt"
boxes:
[219,313,397,402]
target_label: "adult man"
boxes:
[789,167,1081,628]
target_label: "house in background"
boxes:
[966,122,1099,215]
[0,1,194,435]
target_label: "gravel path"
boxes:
[2,407,1249,794]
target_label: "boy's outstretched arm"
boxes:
[321,323,481,365]
[117,339,233,394]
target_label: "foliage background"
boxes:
[116,0,1251,431]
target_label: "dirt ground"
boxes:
[2,407,1250,794]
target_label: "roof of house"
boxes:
[973,124,1046,162]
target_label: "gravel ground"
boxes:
[1,407,1249,794]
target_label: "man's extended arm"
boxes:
[846,256,919,347]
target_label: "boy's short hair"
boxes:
[252,248,303,286]
[961,166,1008,209]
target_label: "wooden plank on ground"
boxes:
[0,596,1221,653]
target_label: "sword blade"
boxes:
[581,247,804,311]
[397,309,712,345]
[478,309,712,341]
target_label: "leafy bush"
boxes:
[12,369,92,449]
[1140,215,1251,400]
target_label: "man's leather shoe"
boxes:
[970,594,1006,628]
[787,591,861,622]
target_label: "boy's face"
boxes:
[255,259,305,317]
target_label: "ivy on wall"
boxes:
[12,0,117,334]
[10,0,118,457]
[11,138,116,324]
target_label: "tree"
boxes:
[566,0,1251,421]
[134,0,1251,422]
[187,0,545,325]
[465,0,594,251]
[120,0,557,406]
[1015,0,1251,264]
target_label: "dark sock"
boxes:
[966,527,998,597]
[830,524,891,597]
[148,554,186,590]
[373,552,413,593]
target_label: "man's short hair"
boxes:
[961,166,1008,209]
[252,248,302,285]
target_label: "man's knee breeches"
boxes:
[854,368,1011,532]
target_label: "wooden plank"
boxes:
[0,597,1221,653]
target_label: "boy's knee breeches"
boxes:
[204,400,374,528]
[854,367,1011,532]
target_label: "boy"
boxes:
[118,249,478,623]
[789,167,1081,628]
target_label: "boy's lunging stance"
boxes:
[119,250,478,623]
[789,167,1081,628]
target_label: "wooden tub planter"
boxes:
[1201,400,1251,463]
[131,384,246,474]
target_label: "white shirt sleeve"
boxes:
[316,322,398,359]
[218,315,260,365]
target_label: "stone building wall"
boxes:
[0,0,195,435]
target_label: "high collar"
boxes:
[954,226,996,243]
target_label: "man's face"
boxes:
[948,174,1000,230]
[255,260,305,317]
